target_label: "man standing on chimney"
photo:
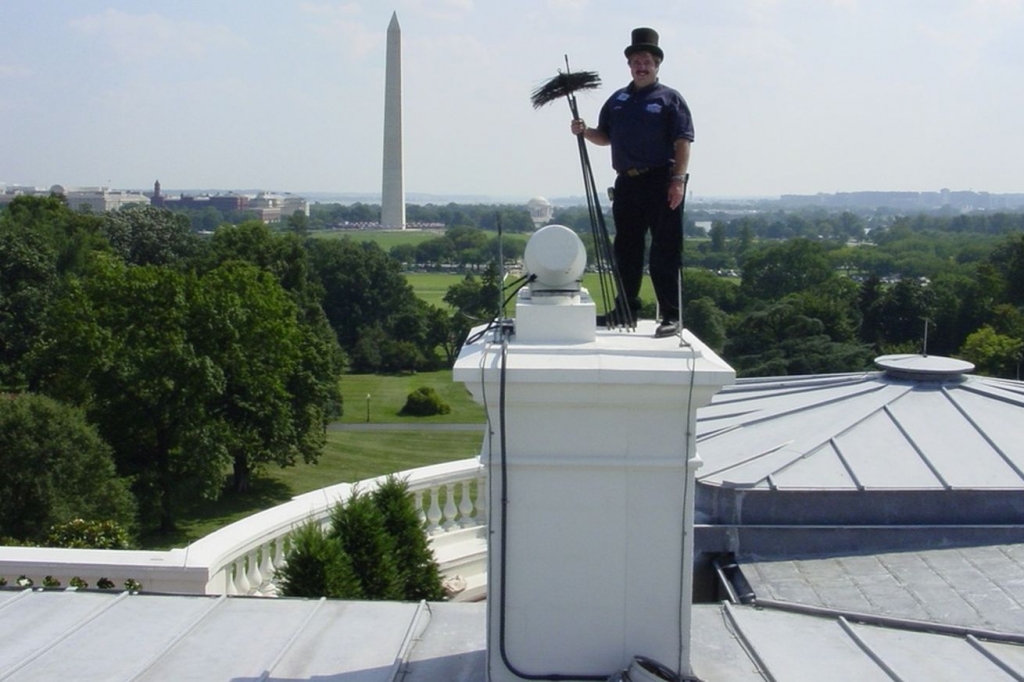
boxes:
[571,27,693,338]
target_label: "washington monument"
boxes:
[381,11,405,229]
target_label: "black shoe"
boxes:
[655,319,680,338]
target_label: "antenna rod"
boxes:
[497,212,506,320]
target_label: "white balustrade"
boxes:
[0,457,487,598]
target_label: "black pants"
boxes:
[611,166,681,320]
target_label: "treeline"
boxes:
[0,196,497,541]
[675,210,1024,379]
[310,202,536,232]
[5,194,1024,542]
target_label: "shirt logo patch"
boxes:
[646,103,663,114]
[616,92,631,102]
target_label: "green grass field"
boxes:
[139,371,485,549]
[338,370,484,424]
[312,229,444,250]
[403,272,465,309]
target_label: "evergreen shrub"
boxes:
[399,386,451,416]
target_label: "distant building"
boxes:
[52,185,149,212]
[247,192,309,224]
[778,188,1024,211]
[1,184,147,211]
[0,185,48,207]
[150,181,308,223]
[151,180,249,213]
[527,196,554,228]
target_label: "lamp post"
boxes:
[366,394,371,423]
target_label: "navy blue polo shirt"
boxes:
[597,80,694,173]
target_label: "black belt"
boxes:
[619,166,670,177]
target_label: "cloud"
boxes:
[68,9,245,62]
[298,3,381,60]
[0,64,32,79]
[405,0,474,21]
[298,2,363,19]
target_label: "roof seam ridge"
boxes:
[837,616,907,681]
[883,404,950,490]
[124,594,229,682]
[942,386,1024,484]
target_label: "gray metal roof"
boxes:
[696,356,1024,492]
[0,590,485,681]
[6,588,1023,681]
[691,602,1024,681]
[738,543,1024,634]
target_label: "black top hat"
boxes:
[624,27,663,61]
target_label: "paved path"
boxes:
[328,422,486,432]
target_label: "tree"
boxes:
[990,233,1024,307]
[202,221,312,298]
[29,256,337,529]
[0,393,136,543]
[739,239,836,302]
[959,326,1023,379]
[867,278,934,350]
[287,210,309,237]
[684,297,727,351]
[724,298,874,377]
[308,238,442,370]
[29,258,230,531]
[329,490,402,600]
[389,242,418,265]
[681,268,741,313]
[193,262,333,493]
[101,205,200,267]
[415,236,456,266]
[443,266,503,359]
[0,195,105,387]
[709,222,726,252]
[0,228,59,388]
[275,520,362,599]
[199,221,346,453]
[372,476,445,601]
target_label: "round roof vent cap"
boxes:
[875,354,974,381]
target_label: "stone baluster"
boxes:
[443,483,459,531]
[245,549,263,595]
[224,564,238,595]
[425,485,443,534]
[413,489,426,526]
[258,542,275,594]
[476,474,488,526]
[234,557,251,595]
[275,536,287,571]
[458,480,475,528]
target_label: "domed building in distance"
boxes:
[527,196,554,228]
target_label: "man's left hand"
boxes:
[668,180,684,210]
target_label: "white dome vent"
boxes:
[523,224,586,292]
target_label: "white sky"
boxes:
[2,0,1022,200]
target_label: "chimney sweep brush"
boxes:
[529,59,631,330]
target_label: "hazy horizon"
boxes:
[2,2,1022,199]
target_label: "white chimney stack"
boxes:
[454,227,735,681]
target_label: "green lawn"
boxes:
[338,370,484,424]
[138,370,485,549]
[311,229,443,250]
[403,272,464,309]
